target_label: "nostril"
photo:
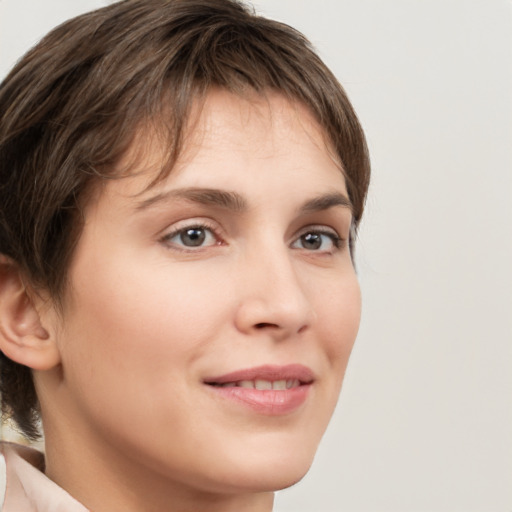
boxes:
[255,322,278,329]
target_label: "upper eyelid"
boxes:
[293,224,344,240]
[160,218,221,236]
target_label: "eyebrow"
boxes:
[136,188,247,212]
[299,192,352,214]
[135,187,352,215]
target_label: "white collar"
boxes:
[1,442,88,512]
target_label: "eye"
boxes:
[291,228,343,252]
[161,223,219,249]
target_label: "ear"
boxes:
[0,256,61,370]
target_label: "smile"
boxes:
[210,379,301,390]
[203,364,314,415]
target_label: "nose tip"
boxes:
[234,263,314,340]
[235,299,311,340]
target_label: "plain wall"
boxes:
[1,1,511,511]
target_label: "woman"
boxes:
[0,0,370,510]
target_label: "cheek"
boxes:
[315,272,361,372]
[55,249,240,468]
[59,248,231,396]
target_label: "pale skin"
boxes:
[0,90,361,512]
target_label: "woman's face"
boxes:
[47,90,361,494]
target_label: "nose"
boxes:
[234,246,314,340]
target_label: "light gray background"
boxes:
[1,1,511,511]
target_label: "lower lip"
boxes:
[206,384,311,415]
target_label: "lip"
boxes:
[203,364,314,415]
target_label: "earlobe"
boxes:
[0,256,61,371]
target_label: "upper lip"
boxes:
[203,364,315,385]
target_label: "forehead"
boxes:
[94,90,347,208]
[191,90,334,156]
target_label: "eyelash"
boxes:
[159,221,221,251]
[159,222,345,253]
[293,227,344,252]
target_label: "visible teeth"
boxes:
[255,380,272,390]
[273,380,287,390]
[215,379,302,389]
[286,379,300,389]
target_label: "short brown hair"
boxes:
[0,0,370,440]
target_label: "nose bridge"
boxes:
[234,236,313,337]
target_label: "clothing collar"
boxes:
[1,441,88,512]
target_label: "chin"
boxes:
[218,444,317,493]
[219,465,311,495]
[258,466,311,492]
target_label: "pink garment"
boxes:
[0,442,88,512]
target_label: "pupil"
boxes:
[181,228,205,247]
[302,233,321,250]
